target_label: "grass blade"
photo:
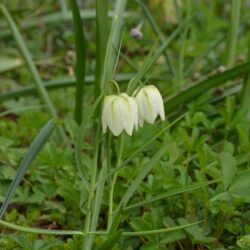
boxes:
[0,5,57,120]
[129,15,194,93]
[86,163,108,249]
[0,220,84,236]
[91,221,203,236]
[0,5,65,140]
[0,120,55,219]
[176,0,192,90]
[165,62,250,114]
[135,0,175,76]
[241,41,250,120]
[75,93,105,191]
[0,105,45,118]
[95,115,185,188]
[0,73,135,103]
[69,0,86,125]
[101,0,127,89]
[94,0,108,98]
[226,0,241,67]
[123,179,220,211]
[184,36,225,76]
[118,146,168,208]
[0,10,137,39]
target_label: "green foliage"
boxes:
[1,0,250,249]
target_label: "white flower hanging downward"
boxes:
[102,93,138,136]
[135,85,165,126]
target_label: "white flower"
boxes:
[102,93,138,136]
[135,85,165,126]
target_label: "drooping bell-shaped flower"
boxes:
[102,93,138,136]
[135,85,165,126]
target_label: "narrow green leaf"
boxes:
[118,146,168,208]
[101,0,127,89]
[226,0,241,67]
[165,62,250,114]
[0,10,137,39]
[241,40,250,120]
[86,162,108,249]
[0,220,84,236]
[69,0,86,125]
[0,73,135,103]
[185,36,225,76]
[90,221,203,236]
[97,115,185,185]
[0,6,56,120]
[0,105,45,118]
[129,15,194,93]
[0,120,55,219]
[135,0,175,76]
[178,218,208,242]
[94,0,108,98]
[0,5,65,140]
[123,179,220,211]
[75,93,104,191]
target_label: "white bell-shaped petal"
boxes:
[135,85,165,126]
[102,93,138,136]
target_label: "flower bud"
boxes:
[102,93,138,136]
[130,21,143,39]
[135,85,165,126]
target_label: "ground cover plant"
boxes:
[1,0,250,249]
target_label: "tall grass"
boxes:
[226,0,241,67]
[69,0,86,125]
[0,5,65,141]
[0,1,250,249]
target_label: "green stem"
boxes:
[83,132,108,250]
[108,134,124,230]
[110,80,121,94]
[101,0,127,89]
[83,145,99,247]
[87,154,107,249]
[0,220,84,236]
[85,151,99,223]
[226,0,241,67]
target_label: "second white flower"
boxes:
[135,85,165,126]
